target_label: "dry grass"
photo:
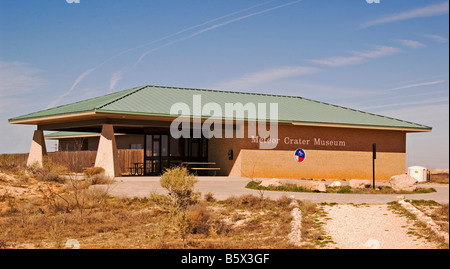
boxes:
[410,200,449,234]
[0,154,27,174]
[0,168,309,249]
[388,200,449,249]
[246,181,436,194]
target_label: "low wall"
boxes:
[0,149,144,174]
[230,149,406,182]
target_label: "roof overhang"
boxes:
[291,121,431,133]
[9,110,432,133]
[45,132,127,140]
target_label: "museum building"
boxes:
[8,85,431,180]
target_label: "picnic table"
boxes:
[129,162,144,176]
[182,162,220,176]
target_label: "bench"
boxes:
[182,162,221,176]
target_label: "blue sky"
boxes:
[0,0,448,168]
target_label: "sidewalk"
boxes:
[322,204,438,249]
[99,176,449,205]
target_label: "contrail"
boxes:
[51,1,277,106]
[134,0,302,67]
[116,0,276,58]
[386,80,446,92]
[108,0,302,91]
[47,67,96,108]
[110,0,303,92]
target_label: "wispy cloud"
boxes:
[360,96,449,110]
[386,79,446,92]
[47,66,97,109]
[54,0,299,108]
[378,104,449,126]
[360,1,449,29]
[109,0,303,89]
[214,66,319,90]
[396,39,426,49]
[0,61,46,97]
[133,0,302,67]
[309,45,400,67]
[111,0,277,63]
[424,33,449,43]
[109,71,123,93]
[0,62,48,153]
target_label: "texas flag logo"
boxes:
[294,148,306,163]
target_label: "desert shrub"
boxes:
[27,158,67,183]
[43,157,68,175]
[82,167,114,185]
[438,203,449,220]
[79,188,109,210]
[26,157,68,182]
[148,192,173,209]
[337,186,352,193]
[245,181,308,193]
[174,210,191,243]
[208,217,231,236]
[83,167,105,178]
[240,194,263,207]
[204,192,216,202]
[223,194,264,209]
[223,196,241,208]
[43,185,110,215]
[63,178,91,192]
[89,173,115,185]
[0,154,27,174]
[276,194,294,208]
[298,200,317,215]
[186,203,210,234]
[160,166,199,210]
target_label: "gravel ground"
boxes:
[321,204,438,249]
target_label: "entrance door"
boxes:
[144,134,169,175]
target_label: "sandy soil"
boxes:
[321,204,438,249]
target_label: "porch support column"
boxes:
[27,129,47,167]
[95,124,121,178]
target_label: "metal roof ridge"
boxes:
[139,85,431,129]
[94,85,148,110]
[143,84,306,99]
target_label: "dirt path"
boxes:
[321,204,438,249]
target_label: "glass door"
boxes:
[144,134,169,175]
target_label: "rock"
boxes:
[396,195,406,202]
[390,174,418,192]
[260,178,281,187]
[297,181,327,192]
[349,179,372,189]
[329,181,341,187]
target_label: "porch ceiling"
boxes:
[34,114,174,134]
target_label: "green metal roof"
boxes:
[9,85,431,130]
[45,131,100,139]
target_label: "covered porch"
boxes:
[16,114,214,178]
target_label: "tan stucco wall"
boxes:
[229,149,405,181]
[209,123,407,181]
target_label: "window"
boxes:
[130,144,142,149]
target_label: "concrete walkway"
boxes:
[322,204,438,249]
[99,176,449,205]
